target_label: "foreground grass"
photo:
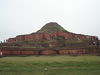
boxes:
[0,55,100,75]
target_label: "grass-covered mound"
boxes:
[37,22,67,33]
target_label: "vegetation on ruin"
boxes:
[2,39,95,49]
[37,22,67,33]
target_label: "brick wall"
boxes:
[0,47,100,56]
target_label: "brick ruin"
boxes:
[0,46,100,56]
[0,22,100,56]
[7,32,99,47]
[8,32,97,43]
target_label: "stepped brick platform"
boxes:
[0,22,100,56]
[0,46,100,56]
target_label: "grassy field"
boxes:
[0,55,100,75]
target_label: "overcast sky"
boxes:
[0,0,100,41]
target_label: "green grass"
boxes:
[0,55,100,75]
[37,22,67,33]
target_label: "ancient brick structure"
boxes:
[7,32,97,43]
[7,22,99,48]
[1,22,99,56]
[0,47,100,56]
